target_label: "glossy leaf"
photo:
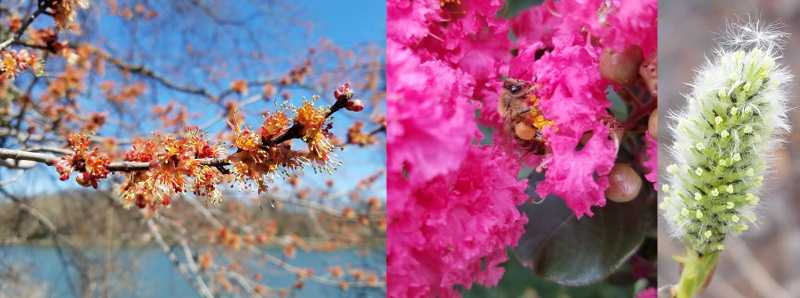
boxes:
[499,0,545,18]
[513,173,654,286]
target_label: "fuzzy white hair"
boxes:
[661,19,791,253]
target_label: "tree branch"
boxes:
[0,95,358,173]
[0,6,43,51]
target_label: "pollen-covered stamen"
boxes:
[439,0,461,7]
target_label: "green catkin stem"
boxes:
[674,249,719,298]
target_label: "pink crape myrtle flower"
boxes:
[386,0,439,45]
[387,0,657,295]
[386,40,478,183]
[502,0,656,217]
[387,145,528,298]
[636,287,657,298]
[387,1,529,297]
[508,42,617,218]
[601,0,659,57]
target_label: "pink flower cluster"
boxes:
[387,146,528,297]
[387,1,527,297]
[636,287,657,298]
[499,0,656,217]
[388,0,656,296]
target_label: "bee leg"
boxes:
[512,108,531,118]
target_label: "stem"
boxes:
[673,249,720,298]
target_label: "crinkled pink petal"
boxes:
[387,0,439,44]
[602,0,658,58]
[386,40,478,183]
[526,45,616,218]
[387,145,528,298]
[536,124,616,218]
[636,288,657,298]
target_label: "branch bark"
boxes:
[0,6,44,51]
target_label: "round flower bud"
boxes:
[600,46,643,86]
[606,163,642,203]
[334,82,353,101]
[345,99,365,112]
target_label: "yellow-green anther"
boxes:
[662,184,671,192]
[704,230,713,238]
[726,184,734,193]
[743,125,753,133]
[730,106,738,115]
[714,116,723,125]
[736,224,749,232]
[755,176,764,186]
[731,214,740,222]
[667,164,678,174]
[747,193,760,204]
[720,130,729,138]
[695,167,704,176]
[719,159,728,167]
[710,189,719,197]
[694,192,702,201]
[695,210,704,219]
[732,153,741,162]
[726,201,735,209]
[718,88,727,99]
[695,142,705,150]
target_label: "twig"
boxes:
[0,7,43,51]
[0,147,229,171]
[0,94,355,172]
[146,219,215,298]
[726,238,792,298]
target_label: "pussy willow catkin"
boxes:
[661,21,791,254]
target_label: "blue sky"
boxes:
[6,0,386,201]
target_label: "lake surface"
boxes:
[0,245,385,297]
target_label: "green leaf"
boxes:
[462,252,633,298]
[499,0,545,19]
[607,87,629,121]
[513,174,652,286]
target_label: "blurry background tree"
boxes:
[659,1,800,297]
[0,0,386,297]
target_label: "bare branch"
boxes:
[0,6,44,51]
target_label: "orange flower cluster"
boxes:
[99,81,147,103]
[0,49,43,80]
[230,80,248,94]
[55,133,111,188]
[346,121,378,146]
[228,95,342,192]
[82,112,107,132]
[279,59,312,85]
[119,127,225,210]
[47,83,366,214]
[350,269,381,287]
[49,0,90,29]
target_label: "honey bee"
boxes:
[499,78,548,155]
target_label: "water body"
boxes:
[0,246,385,298]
